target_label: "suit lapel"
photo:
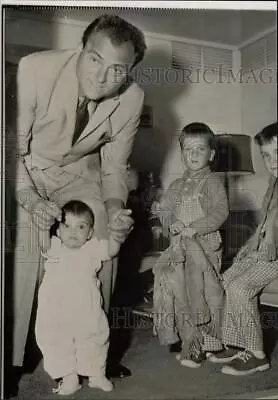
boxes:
[75,96,120,144]
[52,51,79,137]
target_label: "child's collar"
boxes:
[184,166,211,178]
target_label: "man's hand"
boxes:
[109,208,134,244]
[32,198,62,231]
[182,227,197,239]
[170,220,185,235]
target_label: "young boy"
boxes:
[207,121,278,375]
[35,200,130,395]
[152,122,229,367]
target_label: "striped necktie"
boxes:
[72,97,91,146]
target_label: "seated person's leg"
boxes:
[208,255,278,375]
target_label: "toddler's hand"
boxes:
[182,227,197,238]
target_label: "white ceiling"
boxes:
[6,7,277,46]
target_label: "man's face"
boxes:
[77,31,136,100]
[58,212,93,249]
[260,136,277,178]
[181,135,215,172]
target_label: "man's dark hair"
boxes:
[82,15,146,67]
[61,200,95,227]
[179,122,216,149]
[254,121,277,146]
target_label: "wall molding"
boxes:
[4,10,237,51]
[5,9,276,55]
[238,24,277,49]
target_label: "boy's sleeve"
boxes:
[190,175,229,235]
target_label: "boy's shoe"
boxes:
[206,346,241,363]
[52,374,81,396]
[88,376,114,392]
[221,350,270,376]
[179,351,206,368]
[132,294,154,319]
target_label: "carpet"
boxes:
[14,306,278,400]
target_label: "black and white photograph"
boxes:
[1,1,277,399]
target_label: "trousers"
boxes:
[222,251,278,351]
[6,164,117,366]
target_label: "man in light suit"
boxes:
[6,14,146,394]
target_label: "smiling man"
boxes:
[6,14,146,396]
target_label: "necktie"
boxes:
[72,97,91,146]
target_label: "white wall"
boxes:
[131,36,242,190]
[161,72,241,189]
[237,62,277,209]
[5,11,276,211]
[5,12,83,50]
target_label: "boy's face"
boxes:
[260,136,277,178]
[181,135,215,172]
[58,212,93,249]
[77,31,136,100]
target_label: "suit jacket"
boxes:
[254,175,278,257]
[15,48,144,206]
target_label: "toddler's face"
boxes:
[181,135,215,172]
[58,212,93,249]
[260,136,277,178]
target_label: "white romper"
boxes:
[35,236,110,379]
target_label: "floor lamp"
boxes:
[213,134,255,263]
[213,133,255,205]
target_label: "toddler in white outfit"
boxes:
[35,200,124,395]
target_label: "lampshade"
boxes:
[213,134,255,175]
